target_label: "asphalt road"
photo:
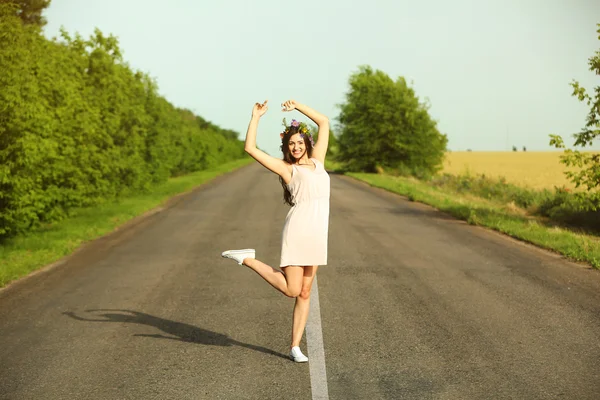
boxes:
[1,163,599,400]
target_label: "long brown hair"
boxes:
[279,126,314,206]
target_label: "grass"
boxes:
[3,154,597,289]
[344,172,600,269]
[0,158,254,288]
[429,172,600,234]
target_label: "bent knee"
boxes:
[298,288,311,300]
[286,287,302,298]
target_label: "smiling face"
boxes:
[288,133,306,160]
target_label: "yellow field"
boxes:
[442,151,590,190]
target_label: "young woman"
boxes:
[221,99,330,363]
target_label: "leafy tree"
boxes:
[195,115,239,141]
[550,23,600,205]
[336,65,447,176]
[0,0,51,26]
[512,146,517,152]
[0,5,244,238]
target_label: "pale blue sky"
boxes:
[43,0,600,156]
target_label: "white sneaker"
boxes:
[289,346,308,363]
[221,249,255,265]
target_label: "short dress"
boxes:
[280,158,331,267]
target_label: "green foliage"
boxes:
[430,172,600,233]
[195,115,240,142]
[549,23,600,203]
[336,65,448,176]
[0,4,245,238]
[0,0,51,26]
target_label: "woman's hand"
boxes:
[281,100,297,112]
[252,100,268,118]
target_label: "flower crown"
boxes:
[280,118,314,146]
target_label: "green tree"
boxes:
[336,65,447,175]
[0,0,51,26]
[549,23,600,206]
[0,4,244,238]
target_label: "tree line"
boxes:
[0,1,245,238]
[2,0,596,240]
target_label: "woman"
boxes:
[221,99,330,363]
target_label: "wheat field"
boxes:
[441,151,590,190]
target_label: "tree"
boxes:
[549,23,600,203]
[336,65,447,175]
[0,0,51,27]
[0,6,244,238]
[512,145,517,152]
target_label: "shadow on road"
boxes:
[63,309,289,360]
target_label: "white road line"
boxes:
[307,275,329,400]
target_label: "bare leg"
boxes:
[290,266,318,348]
[243,258,303,298]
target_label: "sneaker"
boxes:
[221,249,255,265]
[289,346,308,363]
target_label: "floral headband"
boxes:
[280,119,315,146]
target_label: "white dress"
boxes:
[280,158,331,267]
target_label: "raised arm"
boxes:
[244,100,292,182]
[282,100,329,163]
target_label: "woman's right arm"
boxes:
[245,101,292,181]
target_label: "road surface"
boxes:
[1,163,599,399]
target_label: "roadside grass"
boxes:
[0,158,253,288]
[329,165,599,269]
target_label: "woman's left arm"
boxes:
[282,100,329,163]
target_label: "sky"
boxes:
[43,0,600,156]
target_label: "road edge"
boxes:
[0,163,252,297]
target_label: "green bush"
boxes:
[0,5,244,239]
[430,172,600,233]
[336,65,448,175]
